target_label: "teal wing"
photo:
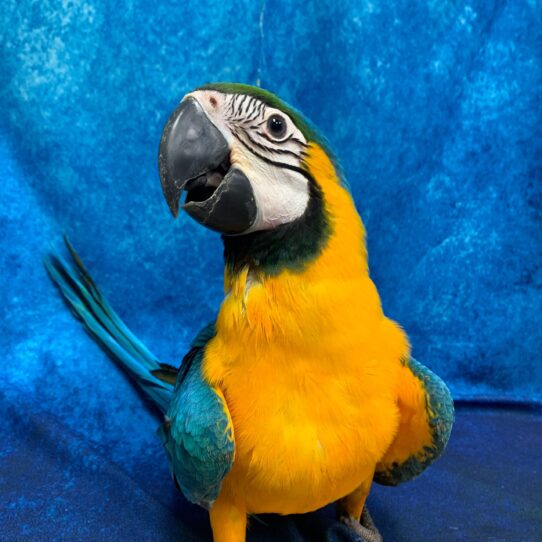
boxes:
[374,357,454,486]
[157,324,235,509]
[46,242,233,507]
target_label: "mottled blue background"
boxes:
[1,1,541,540]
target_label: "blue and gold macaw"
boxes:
[47,83,454,542]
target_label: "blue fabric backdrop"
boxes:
[1,1,541,540]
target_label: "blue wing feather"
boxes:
[45,240,173,412]
[47,242,234,508]
[158,327,235,509]
[374,357,454,486]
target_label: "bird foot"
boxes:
[340,507,383,542]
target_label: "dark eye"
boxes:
[266,114,287,139]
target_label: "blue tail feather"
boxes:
[45,239,174,413]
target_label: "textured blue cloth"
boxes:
[2,402,541,541]
[0,1,541,540]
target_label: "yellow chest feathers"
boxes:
[204,143,409,386]
[201,145,410,512]
[203,261,408,513]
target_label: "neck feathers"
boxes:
[223,143,367,281]
[218,144,374,344]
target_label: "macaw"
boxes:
[46,83,454,542]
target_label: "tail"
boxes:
[45,238,175,413]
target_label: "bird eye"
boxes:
[266,114,287,139]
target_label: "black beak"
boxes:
[158,97,257,235]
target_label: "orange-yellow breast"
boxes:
[203,144,410,514]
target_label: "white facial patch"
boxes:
[186,89,311,233]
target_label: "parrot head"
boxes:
[159,83,358,275]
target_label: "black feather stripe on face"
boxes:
[230,130,313,185]
[222,92,308,166]
[232,128,305,160]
